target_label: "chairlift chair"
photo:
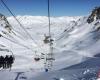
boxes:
[34,57,40,61]
[0,50,15,69]
[43,35,50,44]
[34,55,41,61]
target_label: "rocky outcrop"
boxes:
[0,13,12,33]
[87,7,100,23]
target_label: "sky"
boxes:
[0,0,100,16]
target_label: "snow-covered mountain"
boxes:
[0,7,100,80]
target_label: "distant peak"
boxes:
[87,7,100,23]
[0,13,12,33]
[0,13,4,17]
[0,13,6,20]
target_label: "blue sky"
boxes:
[0,0,100,16]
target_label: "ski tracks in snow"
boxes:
[15,72,27,80]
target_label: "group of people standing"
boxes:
[0,55,14,69]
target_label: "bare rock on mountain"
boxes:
[0,13,12,33]
[87,7,100,23]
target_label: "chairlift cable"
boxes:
[2,35,31,50]
[0,0,45,53]
[2,34,42,56]
[0,0,39,48]
[48,0,51,37]
[0,0,33,40]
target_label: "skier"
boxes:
[0,56,2,68]
[0,56,5,69]
[8,55,14,69]
[45,68,48,72]
[4,55,9,68]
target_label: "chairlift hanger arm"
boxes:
[0,0,39,47]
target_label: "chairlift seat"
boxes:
[34,57,40,61]
[43,39,50,44]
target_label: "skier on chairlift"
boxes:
[8,55,14,69]
[0,56,5,69]
[0,56,2,68]
[4,55,9,69]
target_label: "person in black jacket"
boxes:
[0,56,5,69]
[4,55,9,68]
[8,55,14,69]
[0,56,2,68]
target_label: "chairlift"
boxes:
[34,52,41,62]
[43,35,54,44]
[34,52,46,61]
[43,35,50,44]
[0,50,15,69]
[34,57,40,61]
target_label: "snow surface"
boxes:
[0,15,100,80]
